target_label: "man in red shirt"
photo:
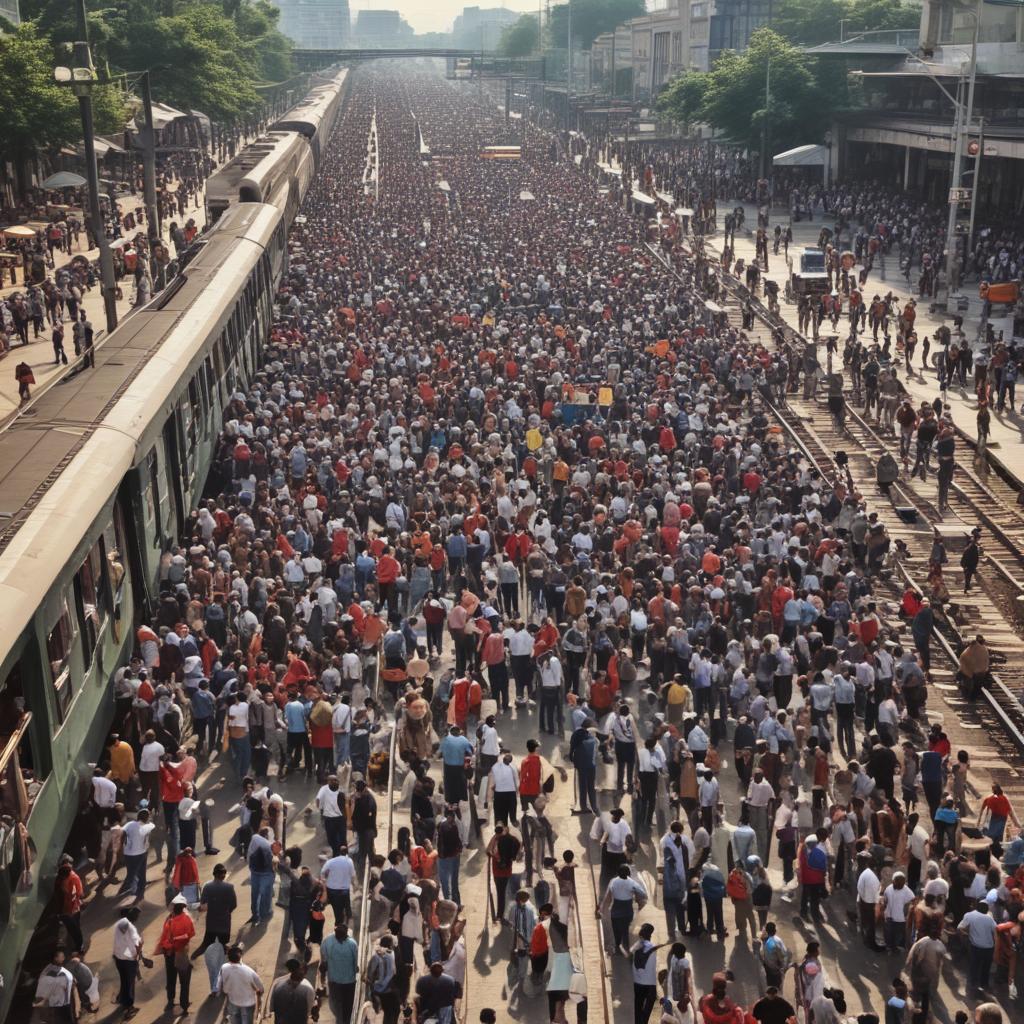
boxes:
[376,547,401,615]
[519,739,543,812]
[159,755,188,862]
[57,859,85,952]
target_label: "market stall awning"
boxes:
[519,190,535,201]
[630,190,656,206]
[149,101,187,129]
[42,171,87,189]
[437,180,451,192]
[772,143,827,167]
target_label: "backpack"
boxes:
[632,942,656,971]
[726,869,750,901]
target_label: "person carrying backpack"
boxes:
[726,862,758,942]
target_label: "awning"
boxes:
[149,102,187,129]
[705,300,725,314]
[42,171,87,189]
[656,191,674,204]
[674,207,695,216]
[437,180,451,192]
[519,190,535,201]
[773,144,827,167]
[630,191,656,206]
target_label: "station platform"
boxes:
[0,183,205,427]
[706,200,1024,489]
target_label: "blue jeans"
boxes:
[227,1006,255,1024]
[438,856,461,906]
[250,870,275,921]
[230,736,251,779]
[333,732,350,766]
[122,851,147,899]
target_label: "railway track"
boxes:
[643,238,1024,803]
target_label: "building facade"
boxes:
[0,0,20,26]
[277,0,351,50]
[817,0,1024,213]
[630,4,690,102]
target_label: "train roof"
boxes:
[0,202,281,657]
[206,132,303,199]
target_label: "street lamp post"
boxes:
[58,0,118,334]
[824,129,833,188]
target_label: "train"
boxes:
[0,67,348,1015]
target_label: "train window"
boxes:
[76,543,104,664]
[46,594,76,719]
[146,447,161,542]
[213,334,225,382]
[181,394,197,461]
[102,503,128,598]
[0,661,39,826]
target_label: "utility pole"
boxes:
[71,0,118,334]
[943,0,981,309]
[566,0,573,131]
[760,55,770,181]
[967,116,983,252]
[140,70,160,244]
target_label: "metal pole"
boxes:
[944,0,980,308]
[74,0,118,334]
[566,0,572,131]
[967,116,983,252]
[140,70,160,244]
[760,55,770,180]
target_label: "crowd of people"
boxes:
[34,66,1022,1024]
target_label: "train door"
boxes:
[162,416,186,540]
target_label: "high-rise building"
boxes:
[277,0,351,50]
[354,9,414,48]
[450,6,520,51]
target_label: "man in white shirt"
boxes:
[856,852,883,950]
[138,729,165,809]
[538,651,563,735]
[880,872,915,953]
[113,907,144,1015]
[489,753,520,828]
[507,624,534,705]
[316,776,347,855]
[331,698,352,768]
[91,768,117,809]
[698,769,720,832]
[594,807,633,886]
[610,705,637,792]
[119,808,156,903]
[218,945,264,1024]
[322,849,357,925]
[477,716,501,778]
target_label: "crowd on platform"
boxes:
[33,68,1023,1024]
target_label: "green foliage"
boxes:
[0,22,126,166]
[0,24,82,164]
[547,0,646,51]
[659,29,839,154]
[772,0,919,47]
[498,13,540,58]
[22,1,293,123]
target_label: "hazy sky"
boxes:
[349,1,543,34]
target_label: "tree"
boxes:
[23,1,293,120]
[547,0,645,50]
[656,72,711,128]
[772,0,919,48]
[658,29,829,157]
[498,14,539,58]
[0,23,126,177]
